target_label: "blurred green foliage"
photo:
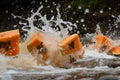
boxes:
[63,0,107,10]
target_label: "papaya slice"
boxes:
[59,34,83,54]
[95,34,108,45]
[27,32,48,60]
[111,46,120,55]
[0,29,20,56]
[95,34,108,52]
[95,34,115,52]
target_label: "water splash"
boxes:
[0,4,119,71]
[106,15,120,39]
[18,5,78,40]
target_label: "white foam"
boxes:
[84,49,116,59]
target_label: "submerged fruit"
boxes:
[59,34,83,55]
[111,46,120,55]
[0,29,20,56]
[27,32,48,60]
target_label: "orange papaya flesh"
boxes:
[0,29,20,56]
[27,32,48,60]
[27,32,44,52]
[95,34,114,52]
[95,34,108,46]
[111,46,120,55]
[59,34,83,54]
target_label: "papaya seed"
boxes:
[0,42,3,48]
[7,41,11,45]
[68,41,75,49]
[5,46,11,51]
[37,45,41,49]
[69,55,76,63]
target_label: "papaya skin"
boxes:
[0,29,20,56]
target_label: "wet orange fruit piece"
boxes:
[27,32,48,60]
[0,29,20,56]
[59,34,83,55]
[95,34,120,55]
[111,46,120,55]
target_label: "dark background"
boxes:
[0,0,120,40]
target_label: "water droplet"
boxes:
[47,6,50,8]
[84,8,89,14]
[5,10,8,13]
[45,0,47,2]
[84,27,87,30]
[82,24,85,27]
[68,5,71,9]
[76,20,79,23]
[53,2,56,6]
[111,15,115,18]
[51,10,53,13]
[77,31,80,34]
[93,13,96,16]
[109,7,111,10]
[99,10,103,13]
[78,6,81,9]
[13,25,17,28]
[80,19,85,22]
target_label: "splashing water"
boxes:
[0,5,119,72]
[106,15,120,39]
[22,5,77,39]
